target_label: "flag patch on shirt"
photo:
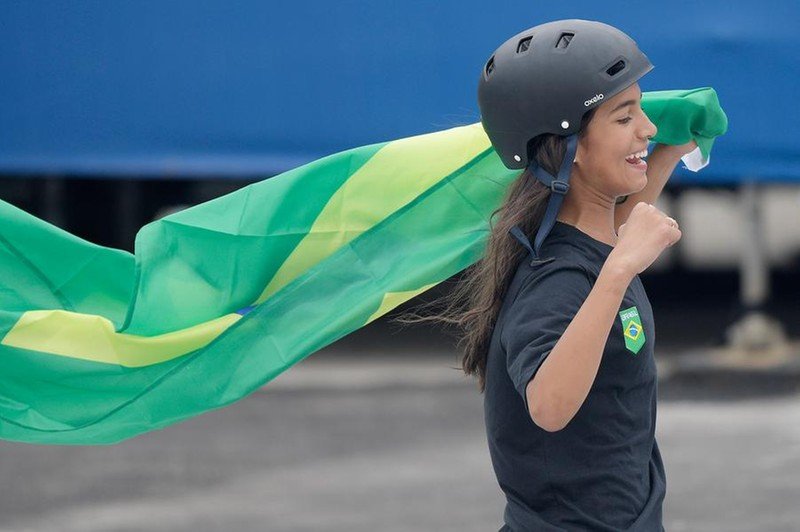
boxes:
[619,306,645,355]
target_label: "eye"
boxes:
[617,117,632,124]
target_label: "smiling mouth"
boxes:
[625,149,648,170]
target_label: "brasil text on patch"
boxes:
[619,305,645,355]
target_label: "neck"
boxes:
[555,179,619,247]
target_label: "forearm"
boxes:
[614,144,684,232]
[527,259,634,432]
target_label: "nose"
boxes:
[641,114,657,140]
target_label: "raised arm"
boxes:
[519,203,681,432]
[526,259,632,431]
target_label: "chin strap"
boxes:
[508,133,579,262]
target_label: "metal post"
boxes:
[725,180,788,352]
[741,180,768,306]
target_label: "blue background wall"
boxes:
[1,1,797,182]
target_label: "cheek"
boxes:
[578,136,629,180]
[592,152,626,176]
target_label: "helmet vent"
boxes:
[606,59,626,76]
[555,33,574,49]
[485,56,495,77]
[516,37,532,53]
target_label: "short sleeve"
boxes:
[500,261,593,414]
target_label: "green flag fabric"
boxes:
[0,87,727,445]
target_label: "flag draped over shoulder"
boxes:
[0,88,727,445]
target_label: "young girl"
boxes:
[477,20,683,531]
[399,19,688,531]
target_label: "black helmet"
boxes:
[477,19,653,170]
[477,19,654,260]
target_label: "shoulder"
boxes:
[511,257,594,305]
[499,257,594,346]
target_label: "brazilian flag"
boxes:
[0,88,727,444]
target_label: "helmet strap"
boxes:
[530,133,579,259]
[508,133,578,262]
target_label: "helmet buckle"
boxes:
[550,180,569,195]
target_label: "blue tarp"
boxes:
[0,1,796,183]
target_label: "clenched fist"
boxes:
[609,202,681,276]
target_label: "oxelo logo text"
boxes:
[584,93,604,107]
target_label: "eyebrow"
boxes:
[609,95,643,115]
[610,99,636,114]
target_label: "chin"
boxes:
[628,171,648,193]
[619,166,647,190]
[635,174,648,192]
[618,180,646,198]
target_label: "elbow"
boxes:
[529,405,567,433]
[526,379,569,433]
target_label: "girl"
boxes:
[397,18,693,531]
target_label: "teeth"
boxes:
[625,149,648,160]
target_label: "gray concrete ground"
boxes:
[1,351,800,532]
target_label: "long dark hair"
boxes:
[392,107,600,392]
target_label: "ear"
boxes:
[574,133,591,164]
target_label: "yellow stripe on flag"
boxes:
[2,310,241,367]
[256,123,490,304]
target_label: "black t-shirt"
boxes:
[484,220,666,532]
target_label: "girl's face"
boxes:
[574,82,658,198]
